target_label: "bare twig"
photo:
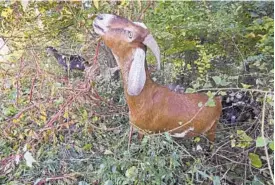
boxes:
[29,49,42,102]
[29,75,37,102]
[89,124,122,131]
[93,39,101,65]
[220,167,231,181]
[128,125,133,151]
[46,91,82,127]
[0,153,23,166]
[215,153,248,166]
[34,173,78,185]
[16,57,24,106]
[137,0,152,21]
[261,92,274,182]
[11,103,38,120]
[197,87,273,94]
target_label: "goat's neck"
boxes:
[112,50,154,97]
[53,52,62,60]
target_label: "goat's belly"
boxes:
[129,111,217,138]
[129,112,189,133]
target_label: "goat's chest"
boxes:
[127,98,153,121]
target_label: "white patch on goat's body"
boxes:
[171,127,194,138]
[133,22,147,29]
[127,48,146,96]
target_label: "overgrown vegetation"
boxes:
[0,1,273,184]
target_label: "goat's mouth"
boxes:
[93,22,105,35]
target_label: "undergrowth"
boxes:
[0,47,273,185]
[0,1,274,185]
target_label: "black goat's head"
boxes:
[46,46,58,55]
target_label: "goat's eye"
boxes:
[128,31,133,39]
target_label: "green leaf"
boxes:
[81,109,88,121]
[251,176,265,185]
[241,83,252,89]
[125,166,138,180]
[3,105,17,116]
[248,153,262,168]
[205,98,216,107]
[256,136,269,147]
[93,0,99,9]
[92,116,98,122]
[141,135,149,146]
[103,180,113,185]
[246,32,256,38]
[220,79,231,86]
[78,181,89,185]
[213,176,221,185]
[237,130,253,141]
[219,91,227,96]
[212,76,221,85]
[268,141,274,151]
[206,91,214,98]
[11,181,23,185]
[164,132,172,142]
[24,151,36,168]
[185,88,195,93]
[83,143,93,151]
[104,150,113,155]
[197,170,211,179]
[194,137,201,142]
[54,96,64,106]
[1,8,13,18]
[203,82,212,88]
[236,130,253,148]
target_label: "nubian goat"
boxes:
[93,14,222,142]
[46,46,86,71]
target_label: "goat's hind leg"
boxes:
[206,120,218,143]
[138,132,144,141]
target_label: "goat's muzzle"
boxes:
[93,14,115,35]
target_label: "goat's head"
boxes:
[93,14,161,95]
[46,46,58,55]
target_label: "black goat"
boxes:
[221,91,261,125]
[46,46,86,71]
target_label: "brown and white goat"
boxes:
[93,14,222,142]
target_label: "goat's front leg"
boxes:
[128,125,134,150]
[128,125,144,150]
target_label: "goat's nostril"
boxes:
[97,14,104,20]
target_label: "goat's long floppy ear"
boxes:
[133,22,161,70]
[127,48,146,96]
